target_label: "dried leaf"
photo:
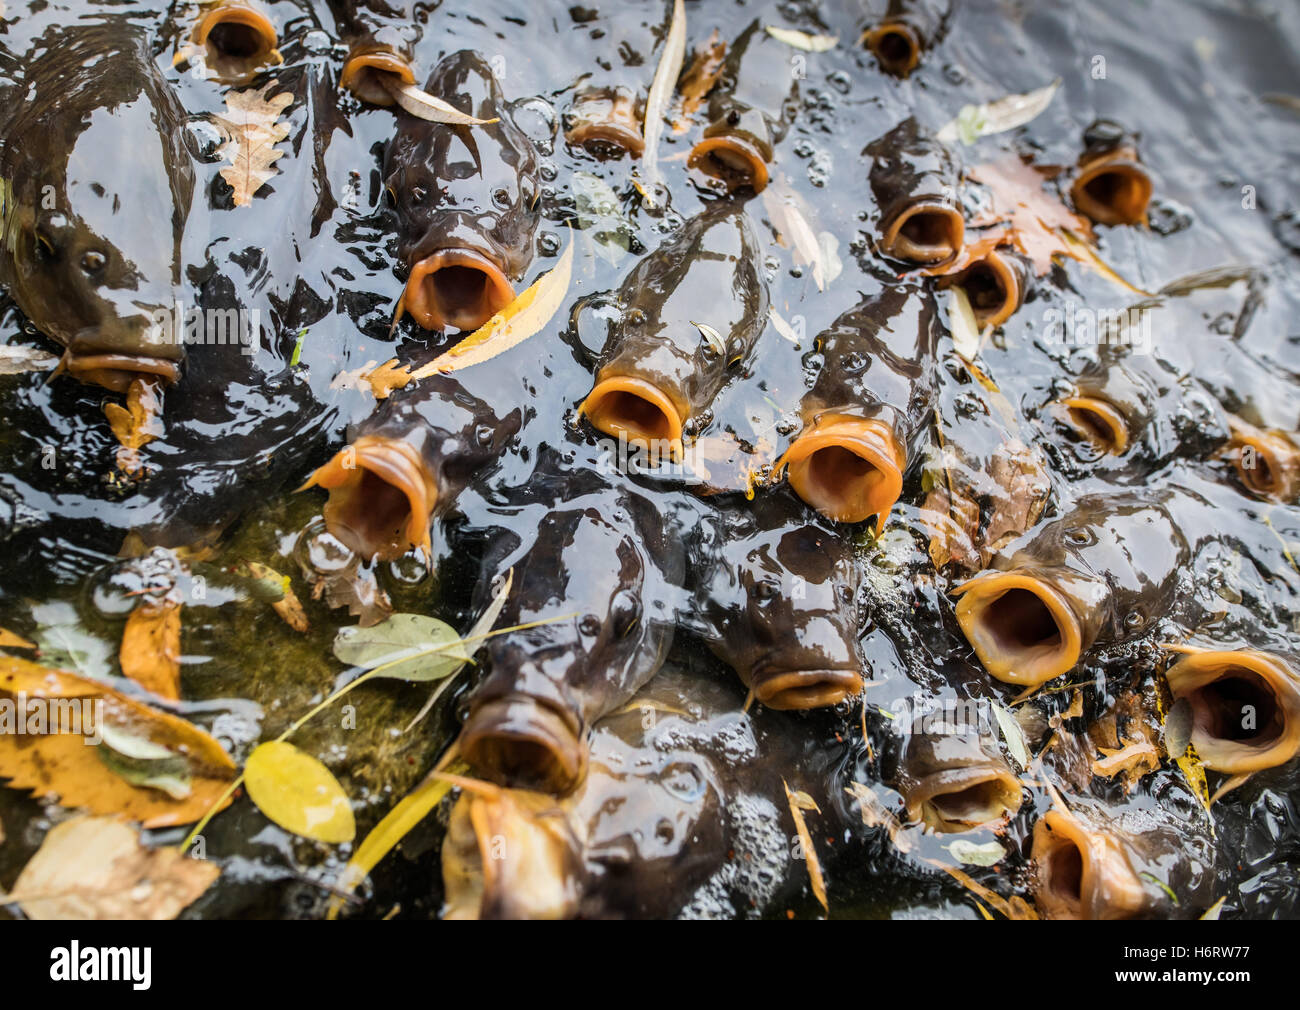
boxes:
[765,26,837,52]
[0,344,59,375]
[333,613,470,682]
[1201,896,1226,920]
[640,0,686,202]
[762,181,839,291]
[928,858,1039,919]
[370,231,574,398]
[30,601,114,678]
[243,741,355,844]
[937,79,1061,146]
[946,286,983,361]
[982,440,1051,554]
[0,656,236,828]
[241,561,308,632]
[945,839,1005,866]
[214,83,293,207]
[379,74,499,126]
[1092,737,1161,783]
[672,30,725,133]
[844,781,912,853]
[4,815,218,919]
[969,156,1093,276]
[303,555,392,628]
[1058,227,1154,297]
[0,626,35,651]
[103,377,163,477]
[119,597,182,700]
[692,321,726,356]
[784,780,828,914]
[769,306,801,345]
[992,701,1031,770]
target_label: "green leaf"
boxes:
[572,172,633,266]
[938,79,1061,146]
[289,328,308,367]
[332,613,470,682]
[1139,871,1179,905]
[29,601,114,679]
[992,701,1031,770]
[96,723,193,800]
[945,839,1005,866]
[243,740,355,843]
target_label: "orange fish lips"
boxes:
[1070,151,1152,226]
[863,21,922,77]
[906,764,1023,833]
[1052,395,1130,455]
[193,3,281,76]
[1164,649,1300,774]
[459,695,589,796]
[750,666,864,710]
[1226,421,1300,502]
[299,435,437,562]
[777,416,905,533]
[945,247,1027,329]
[403,248,516,333]
[1031,808,1148,920]
[581,375,686,462]
[565,89,646,159]
[340,47,417,106]
[688,134,770,194]
[61,351,183,394]
[880,199,965,265]
[952,572,1084,687]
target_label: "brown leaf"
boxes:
[983,439,1051,554]
[103,378,164,477]
[844,781,912,854]
[241,561,309,633]
[302,555,392,628]
[784,780,828,914]
[927,859,1039,919]
[215,83,293,207]
[120,598,182,700]
[4,815,218,919]
[0,656,236,828]
[969,155,1093,276]
[672,30,725,133]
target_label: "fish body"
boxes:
[0,21,194,392]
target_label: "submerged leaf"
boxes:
[333,613,470,681]
[765,26,837,52]
[672,30,726,133]
[945,839,1005,866]
[1163,696,1194,758]
[243,741,355,844]
[992,701,1031,770]
[240,561,308,632]
[4,815,218,920]
[103,377,163,476]
[119,597,182,700]
[214,83,293,207]
[784,780,828,914]
[96,723,192,800]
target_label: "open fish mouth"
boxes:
[751,666,863,710]
[864,22,922,77]
[1052,395,1130,455]
[340,47,417,106]
[566,89,645,159]
[778,416,904,532]
[1070,156,1152,226]
[944,248,1026,328]
[688,135,770,194]
[300,435,436,561]
[404,248,516,333]
[1165,649,1300,773]
[459,695,588,795]
[60,351,182,394]
[442,777,579,920]
[908,766,1022,833]
[880,200,965,265]
[581,375,685,461]
[1227,423,1300,501]
[952,572,1083,687]
[193,3,281,75]
[1032,809,1147,920]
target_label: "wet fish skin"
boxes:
[954,492,1188,687]
[863,0,952,78]
[383,50,541,331]
[330,0,421,104]
[889,729,1023,833]
[866,118,964,265]
[0,21,194,392]
[1069,118,1153,227]
[583,203,768,457]
[688,18,799,193]
[692,492,865,710]
[458,485,686,795]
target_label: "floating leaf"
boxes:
[103,377,163,476]
[769,307,801,345]
[214,83,293,207]
[30,601,114,679]
[241,561,308,632]
[672,29,726,133]
[784,780,828,914]
[289,328,308,367]
[640,0,686,202]
[1057,227,1154,297]
[765,26,838,52]
[0,344,59,375]
[927,858,1039,919]
[692,321,726,356]
[844,781,911,853]
[937,79,1061,146]
[992,701,1031,770]
[0,626,35,651]
[243,741,355,844]
[332,613,470,682]
[945,839,1005,866]
[0,655,236,827]
[1201,896,1226,920]
[96,723,192,800]
[946,285,983,362]
[969,156,1094,276]
[119,597,182,700]
[3,815,218,920]
[372,231,573,397]
[379,74,499,125]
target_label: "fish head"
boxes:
[191,2,282,84]
[1031,805,1151,919]
[896,732,1022,833]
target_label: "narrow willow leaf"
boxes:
[0,344,59,375]
[380,74,499,125]
[946,285,983,362]
[765,26,837,52]
[332,613,470,682]
[1058,227,1154,296]
[945,839,1005,866]
[937,79,1061,146]
[1163,696,1193,758]
[243,740,355,844]
[992,701,1031,770]
[1201,896,1226,920]
[784,780,828,914]
[692,321,726,356]
[640,0,687,202]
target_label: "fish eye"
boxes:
[492,187,512,209]
[1124,610,1146,631]
[751,577,780,601]
[80,250,107,274]
[1065,528,1095,547]
[578,613,602,637]
[725,108,741,127]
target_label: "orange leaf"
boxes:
[784,780,828,914]
[103,377,164,476]
[969,155,1093,276]
[120,598,182,700]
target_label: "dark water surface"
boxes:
[0,0,1298,919]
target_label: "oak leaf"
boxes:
[215,83,293,207]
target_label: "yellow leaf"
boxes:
[640,0,686,202]
[784,780,828,914]
[119,597,182,700]
[765,26,838,52]
[3,815,218,920]
[0,626,35,650]
[215,83,293,207]
[0,656,236,828]
[243,740,355,843]
[103,377,163,476]
[368,231,574,398]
